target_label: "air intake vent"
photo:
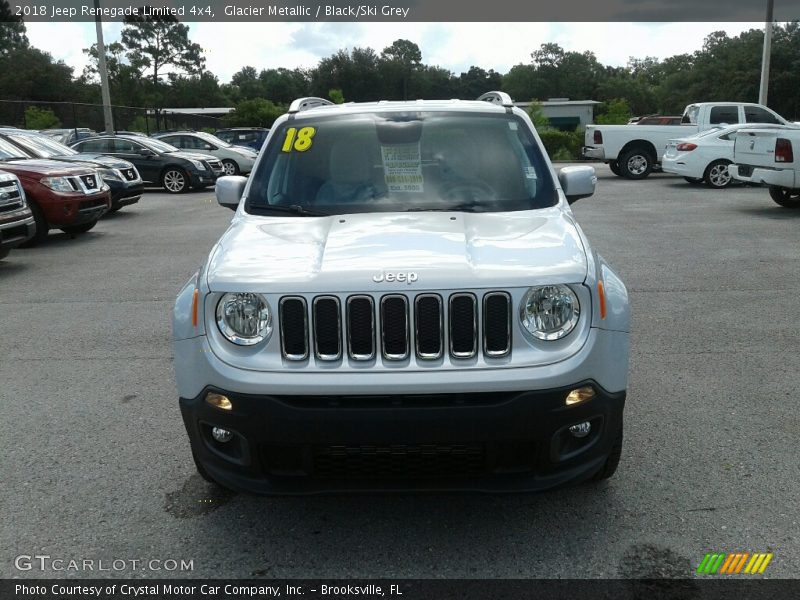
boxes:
[347,296,375,360]
[313,296,341,360]
[381,295,409,360]
[415,294,443,359]
[483,292,511,356]
[279,297,308,360]
[449,293,477,358]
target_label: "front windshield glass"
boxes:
[195,131,231,148]
[246,111,557,215]
[141,137,179,153]
[7,133,78,157]
[0,137,31,159]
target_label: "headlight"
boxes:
[40,176,73,193]
[98,168,122,182]
[216,292,272,345]
[520,285,580,340]
[190,160,206,171]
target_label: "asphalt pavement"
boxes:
[1,169,798,579]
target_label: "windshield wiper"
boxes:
[249,204,330,217]
[405,202,483,213]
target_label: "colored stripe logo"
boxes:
[696,552,773,574]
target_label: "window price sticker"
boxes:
[381,143,424,193]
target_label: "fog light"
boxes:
[568,421,592,438]
[206,392,232,411]
[565,386,595,406]
[211,427,233,443]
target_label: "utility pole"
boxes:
[94,0,115,133]
[758,0,774,106]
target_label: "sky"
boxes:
[24,22,765,85]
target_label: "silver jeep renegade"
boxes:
[172,92,630,493]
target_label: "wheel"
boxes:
[221,159,239,176]
[162,168,189,193]
[684,176,703,185]
[590,426,623,482]
[609,161,622,176]
[0,248,8,260]
[60,220,97,235]
[19,201,49,247]
[619,148,653,180]
[768,186,800,208]
[107,205,122,214]
[703,160,733,189]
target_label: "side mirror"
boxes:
[216,176,247,211]
[204,143,216,150]
[138,148,155,156]
[558,165,597,204]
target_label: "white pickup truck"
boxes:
[583,102,791,179]
[729,126,800,208]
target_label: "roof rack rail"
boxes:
[288,97,336,114]
[477,91,514,108]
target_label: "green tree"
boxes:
[328,88,345,104]
[380,39,422,99]
[0,0,29,55]
[223,98,284,127]
[120,14,205,88]
[24,106,60,129]
[595,98,632,124]
[526,100,551,130]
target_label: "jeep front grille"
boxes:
[279,291,511,363]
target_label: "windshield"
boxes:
[6,133,78,157]
[141,137,179,153]
[246,111,557,215]
[195,131,231,148]
[0,137,32,160]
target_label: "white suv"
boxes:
[154,131,258,176]
[172,92,630,493]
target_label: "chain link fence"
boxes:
[0,100,225,135]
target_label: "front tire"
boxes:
[590,427,623,482]
[60,220,97,235]
[769,186,800,208]
[221,159,240,176]
[162,168,189,194]
[619,148,653,179]
[20,201,49,247]
[704,160,733,189]
[684,176,703,185]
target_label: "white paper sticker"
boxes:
[381,143,424,193]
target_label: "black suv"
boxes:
[71,135,223,193]
[1,129,144,212]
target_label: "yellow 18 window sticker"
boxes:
[281,126,316,152]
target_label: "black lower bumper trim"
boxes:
[180,383,625,494]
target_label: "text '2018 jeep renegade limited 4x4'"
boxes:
[173,92,630,493]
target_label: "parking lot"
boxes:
[1,167,798,579]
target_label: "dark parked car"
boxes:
[0,137,110,244]
[214,128,270,152]
[71,135,223,193]
[0,170,35,259]
[39,128,97,145]
[1,129,143,213]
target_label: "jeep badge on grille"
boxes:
[373,271,418,284]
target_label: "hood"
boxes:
[30,154,133,169]
[1,158,94,178]
[206,208,588,293]
[168,151,217,163]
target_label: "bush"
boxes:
[595,98,632,125]
[24,106,60,129]
[537,129,583,161]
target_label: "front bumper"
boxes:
[188,170,218,188]
[0,210,35,250]
[181,383,625,494]
[38,190,110,226]
[729,164,796,188]
[109,181,144,209]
